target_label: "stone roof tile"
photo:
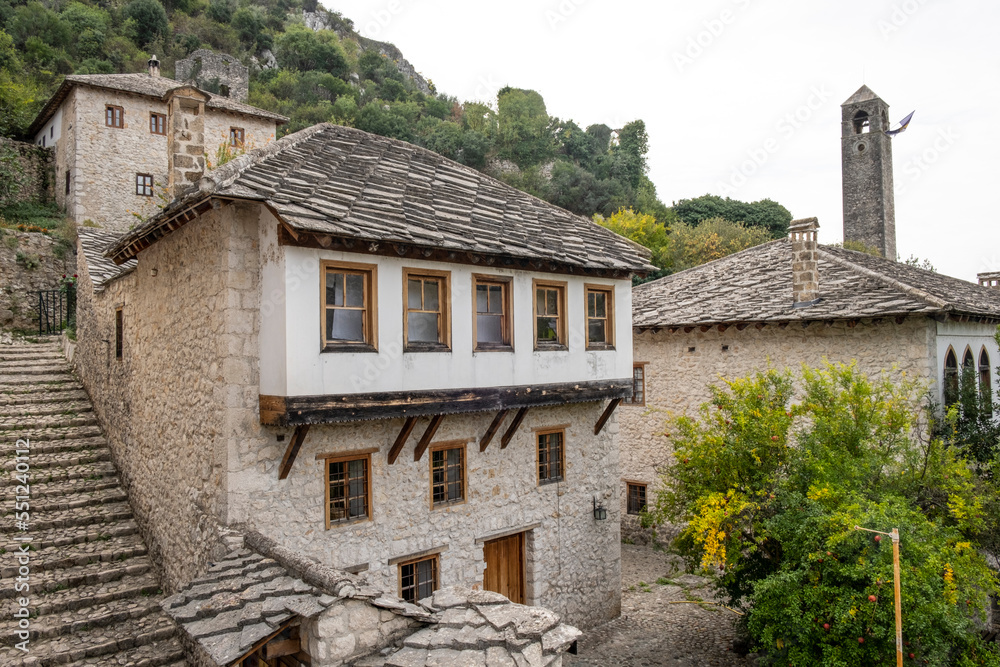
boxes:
[77,228,135,292]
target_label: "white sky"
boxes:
[324,0,1000,282]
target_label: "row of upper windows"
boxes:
[103,105,245,146]
[944,345,993,409]
[321,260,617,353]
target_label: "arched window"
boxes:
[981,348,993,416]
[853,110,870,134]
[963,347,975,370]
[944,347,959,405]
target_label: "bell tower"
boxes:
[841,85,896,260]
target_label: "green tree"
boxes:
[275,26,348,77]
[123,0,168,48]
[673,194,792,238]
[648,363,1000,666]
[594,208,669,270]
[665,217,771,272]
[496,87,554,168]
[611,119,648,189]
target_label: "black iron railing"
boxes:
[37,285,75,336]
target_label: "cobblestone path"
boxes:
[0,340,187,666]
[567,544,750,667]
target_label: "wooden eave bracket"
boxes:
[594,398,622,435]
[479,409,509,452]
[278,424,310,480]
[500,407,529,449]
[388,417,417,464]
[413,415,445,462]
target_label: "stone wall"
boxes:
[0,136,53,207]
[619,317,936,543]
[175,50,250,103]
[0,231,75,331]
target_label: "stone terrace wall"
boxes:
[0,136,53,206]
[74,204,259,589]
[619,317,937,544]
[0,231,75,331]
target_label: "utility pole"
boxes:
[855,525,902,667]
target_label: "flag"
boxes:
[885,110,915,137]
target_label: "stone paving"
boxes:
[0,340,186,666]
[566,544,750,667]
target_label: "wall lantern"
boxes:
[593,497,607,521]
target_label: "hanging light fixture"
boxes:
[593,497,607,521]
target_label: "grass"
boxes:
[0,202,65,230]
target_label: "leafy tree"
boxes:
[673,194,792,238]
[275,26,348,77]
[496,87,554,168]
[206,0,234,25]
[611,119,648,189]
[231,7,265,48]
[123,0,168,48]
[8,2,71,49]
[594,208,669,270]
[355,102,413,142]
[648,363,1000,666]
[548,160,622,217]
[903,254,936,272]
[665,217,772,272]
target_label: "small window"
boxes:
[534,280,567,349]
[135,173,153,197]
[150,113,166,135]
[473,275,512,350]
[944,347,959,405]
[321,261,377,351]
[626,363,646,405]
[430,442,465,508]
[981,348,993,414]
[585,284,615,349]
[404,269,450,350]
[230,127,245,147]
[49,126,53,138]
[626,482,647,515]
[114,308,123,359]
[40,136,45,147]
[399,555,438,604]
[64,170,70,196]
[537,429,564,485]
[325,452,371,527]
[106,105,123,128]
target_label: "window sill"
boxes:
[586,344,616,351]
[538,476,563,486]
[326,516,371,529]
[322,343,378,354]
[534,343,568,352]
[404,343,451,353]
[431,498,467,510]
[474,344,514,353]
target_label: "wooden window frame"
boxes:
[320,260,378,353]
[626,481,647,515]
[536,428,565,486]
[135,173,153,197]
[626,362,647,406]
[105,105,124,128]
[230,126,246,147]
[322,450,373,528]
[114,308,123,359]
[944,346,959,405]
[402,268,451,352]
[429,440,467,509]
[584,283,615,350]
[533,279,567,351]
[398,554,439,604]
[150,112,166,136]
[472,274,513,352]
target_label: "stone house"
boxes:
[28,56,286,232]
[618,216,1000,541]
[73,115,651,663]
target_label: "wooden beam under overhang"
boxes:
[388,417,417,465]
[594,398,622,435]
[500,408,529,449]
[278,424,310,480]
[479,409,509,452]
[413,415,445,462]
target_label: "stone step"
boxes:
[0,554,153,600]
[0,423,103,445]
[0,400,93,419]
[0,609,181,666]
[0,389,89,407]
[0,413,98,434]
[7,459,117,488]
[0,517,139,553]
[0,362,70,375]
[0,381,82,398]
[0,592,164,644]
[7,567,159,620]
[0,499,133,535]
[0,532,147,580]
[19,485,128,515]
[0,352,64,363]
[0,374,77,388]
[3,465,119,500]
[0,446,110,473]
[0,435,108,459]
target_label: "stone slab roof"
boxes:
[843,84,884,106]
[106,123,654,275]
[28,73,287,136]
[632,239,1000,328]
[77,228,135,292]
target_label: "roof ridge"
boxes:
[637,237,787,290]
[816,246,949,310]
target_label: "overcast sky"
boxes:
[324,0,999,282]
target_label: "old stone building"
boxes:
[73,116,651,663]
[618,216,1000,541]
[28,56,286,232]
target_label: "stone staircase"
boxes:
[0,340,187,666]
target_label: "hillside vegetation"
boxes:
[0,0,791,273]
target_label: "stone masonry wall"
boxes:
[175,50,250,103]
[0,136,53,206]
[619,317,937,544]
[65,86,274,232]
[0,231,75,331]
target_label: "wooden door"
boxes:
[483,532,525,604]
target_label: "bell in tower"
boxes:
[841,85,896,260]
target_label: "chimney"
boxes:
[148,55,160,77]
[789,217,820,307]
[165,87,208,200]
[979,272,1000,289]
